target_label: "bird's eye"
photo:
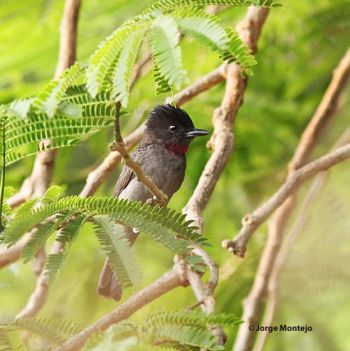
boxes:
[169,125,178,133]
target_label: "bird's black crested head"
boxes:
[147,104,194,131]
[145,104,208,146]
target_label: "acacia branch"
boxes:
[223,143,350,258]
[110,140,169,205]
[168,66,226,106]
[57,265,188,351]
[0,232,33,269]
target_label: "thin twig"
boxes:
[110,142,168,205]
[110,103,168,205]
[80,125,145,198]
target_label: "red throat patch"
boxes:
[165,144,188,155]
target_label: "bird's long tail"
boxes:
[97,258,123,301]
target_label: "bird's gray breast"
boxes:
[118,144,186,203]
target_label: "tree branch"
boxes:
[289,48,350,172]
[0,232,33,269]
[183,7,269,230]
[57,265,188,351]
[110,140,169,205]
[168,66,226,106]
[223,143,350,257]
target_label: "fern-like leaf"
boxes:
[32,63,84,117]
[42,185,64,204]
[44,252,65,281]
[82,321,137,351]
[87,17,152,97]
[8,98,33,120]
[221,28,256,74]
[144,325,218,350]
[3,197,206,253]
[151,15,187,94]
[42,214,88,280]
[56,213,87,245]
[173,8,256,74]
[21,220,58,262]
[144,311,241,329]
[0,330,27,351]
[140,311,241,350]
[1,88,115,167]
[152,56,172,95]
[93,215,142,289]
[113,28,147,107]
[147,0,281,12]
[0,317,81,346]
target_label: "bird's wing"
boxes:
[114,147,146,197]
[114,165,135,197]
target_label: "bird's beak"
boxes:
[185,128,209,138]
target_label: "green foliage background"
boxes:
[1,0,350,350]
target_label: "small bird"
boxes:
[97,104,208,300]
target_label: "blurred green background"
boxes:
[0,0,350,350]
